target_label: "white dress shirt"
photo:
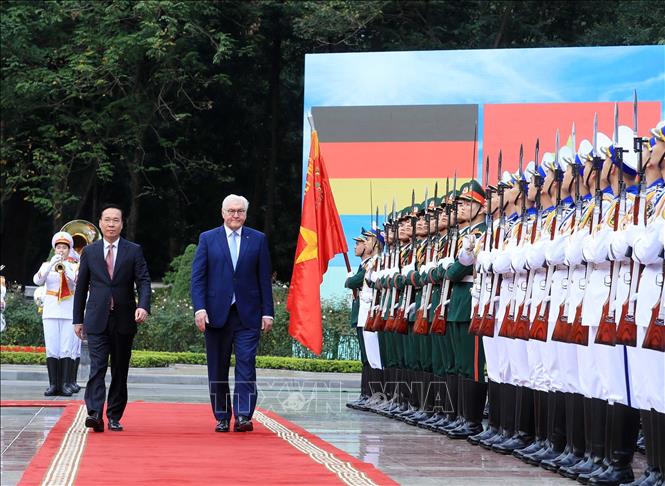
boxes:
[104,238,119,269]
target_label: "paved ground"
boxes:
[1,364,646,485]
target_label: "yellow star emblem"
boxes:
[295,226,318,264]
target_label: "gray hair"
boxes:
[222,194,249,211]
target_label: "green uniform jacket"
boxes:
[445,222,486,323]
[345,265,366,327]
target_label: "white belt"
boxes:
[461,276,474,283]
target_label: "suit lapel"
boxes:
[216,227,233,268]
[237,228,251,269]
[111,238,127,282]
[98,240,111,283]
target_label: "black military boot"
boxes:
[71,357,81,393]
[448,378,486,439]
[433,373,458,432]
[493,385,534,453]
[624,409,661,486]
[348,363,370,409]
[481,383,516,449]
[443,375,467,434]
[44,357,59,396]
[577,401,614,484]
[59,358,74,397]
[515,389,548,460]
[588,402,639,485]
[405,371,428,425]
[561,398,608,480]
[543,392,586,471]
[524,391,566,465]
[421,375,447,428]
[428,375,454,430]
[469,379,501,445]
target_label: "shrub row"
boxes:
[1,285,361,361]
[0,350,362,372]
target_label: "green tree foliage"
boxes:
[2,0,663,284]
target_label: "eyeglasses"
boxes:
[225,209,246,215]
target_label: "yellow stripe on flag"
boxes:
[330,178,471,215]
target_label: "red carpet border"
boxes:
[2,401,396,485]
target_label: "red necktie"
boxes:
[106,244,114,309]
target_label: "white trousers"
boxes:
[43,318,76,359]
[626,326,665,412]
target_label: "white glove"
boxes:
[369,271,379,283]
[458,249,475,266]
[346,270,356,279]
[49,254,63,268]
[545,235,567,266]
[565,230,586,266]
[438,256,454,269]
[462,234,476,252]
[525,241,546,270]
[401,263,415,276]
[477,250,493,272]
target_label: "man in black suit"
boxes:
[73,204,151,432]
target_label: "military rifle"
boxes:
[616,91,644,346]
[469,157,492,335]
[393,190,417,334]
[431,174,458,335]
[569,114,604,346]
[477,151,505,337]
[514,139,548,340]
[498,146,527,338]
[550,125,582,342]
[596,103,624,346]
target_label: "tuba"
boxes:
[61,220,102,256]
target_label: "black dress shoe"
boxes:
[85,412,104,433]
[215,419,230,433]
[108,419,123,431]
[234,416,254,432]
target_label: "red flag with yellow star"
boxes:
[287,130,348,355]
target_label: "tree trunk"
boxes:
[264,3,283,240]
[126,151,142,241]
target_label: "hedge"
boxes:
[0,350,362,372]
[1,285,361,361]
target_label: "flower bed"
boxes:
[1,345,46,353]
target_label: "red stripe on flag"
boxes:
[319,141,477,178]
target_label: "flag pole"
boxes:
[307,112,353,275]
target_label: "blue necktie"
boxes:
[229,231,239,270]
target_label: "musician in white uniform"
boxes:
[33,232,78,396]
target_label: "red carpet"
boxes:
[6,401,396,485]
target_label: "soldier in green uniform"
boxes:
[345,229,373,409]
[442,180,488,439]
[430,189,462,432]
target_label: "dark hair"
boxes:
[99,203,124,219]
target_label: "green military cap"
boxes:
[353,226,369,242]
[458,179,486,205]
[426,197,443,212]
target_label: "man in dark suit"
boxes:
[191,194,274,433]
[73,204,151,432]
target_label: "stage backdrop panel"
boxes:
[302,45,665,300]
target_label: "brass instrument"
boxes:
[60,219,102,255]
[54,261,66,272]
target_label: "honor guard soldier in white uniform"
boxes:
[33,232,79,396]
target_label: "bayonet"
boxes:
[633,89,638,137]
[593,113,599,157]
[613,102,619,146]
